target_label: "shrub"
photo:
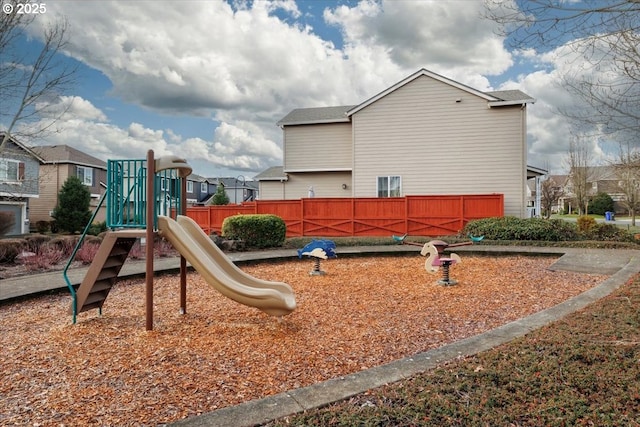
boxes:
[0,239,25,263]
[589,192,614,216]
[582,223,634,242]
[47,236,79,258]
[154,237,176,258]
[51,175,92,233]
[22,246,66,271]
[222,214,286,248]
[87,221,108,236]
[24,234,52,252]
[128,240,144,259]
[35,220,50,233]
[0,212,16,236]
[463,216,579,241]
[576,215,597,233]
[74,241,101,264]
[210,184,229,205]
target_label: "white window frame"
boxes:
[186,181,194,193]
[77,166,93,186]
[0,159,21,183]
[200,182,207,193]
[377,175,402,197]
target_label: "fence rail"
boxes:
[186,194,503,237]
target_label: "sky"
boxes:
[4,0,614,179]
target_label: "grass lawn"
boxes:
[267,275,640,426]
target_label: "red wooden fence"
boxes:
[186,194,503,237]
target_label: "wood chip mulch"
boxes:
[0,255,607,426]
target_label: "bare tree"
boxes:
[613,140,640,225]
[566,136,594,215]
[540,175,564,219]
[484,1,639,140]
[0,1,77,151]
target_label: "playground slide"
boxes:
[157,216,296,317]
[176,215,293,294]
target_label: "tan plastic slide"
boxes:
[157,215,296,317]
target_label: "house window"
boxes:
[377,175,402,197]
[187,181,194,193]
[201,182,207,193]
[77,166,93,186]
[0,160,23,182]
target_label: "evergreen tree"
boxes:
[52,175,92,233]
[210,183,230,205]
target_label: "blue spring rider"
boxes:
[298,239,337,275]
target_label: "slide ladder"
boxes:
[72,230,144,315]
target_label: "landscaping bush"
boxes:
[22,246,67,271]
[87,221,108,236]
[463,216,579,241]
[74,241,101,264]
[222,214,286,248]
[582,222,634,242]
[576,215,597,233]
[0,239,25,263]
[47,236,79,257]
[589,192,614,215]
[34,220,50,234]
[24,234,52,252]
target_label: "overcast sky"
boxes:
[11,0,611,178]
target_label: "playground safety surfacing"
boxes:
[0,254,616,426]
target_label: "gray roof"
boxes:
[31,145,106,169]
[253,166,287,181]
[486,90,534,103]
[277,105,357,126]
[277,69,535,127]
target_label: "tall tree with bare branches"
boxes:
[614,140,640,225]
[0,0,77,151]
[566,137,594,215]
[484,0,639,143]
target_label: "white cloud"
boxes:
[19,0,617,180]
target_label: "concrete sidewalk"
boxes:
[2,245,639,427]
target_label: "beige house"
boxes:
[256,68,536,217]
[30,145,108,225]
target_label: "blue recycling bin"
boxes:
[605,211,612,221]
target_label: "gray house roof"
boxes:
[0,132,45,162]
[253,166,288,181]
[277,105,356,127]
[31,145,106,169]
[277,69,534,126]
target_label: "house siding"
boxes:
[0,140,39,197]
[29,164,107,224]
[351,75,526,217]
[284,123,352,171]
[259,172,352,200]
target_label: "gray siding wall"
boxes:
[0,140,39,196]
[284,123,352,171]
[352,75,526,217]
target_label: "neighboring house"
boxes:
[30,145,107,225]
[0,133,43,235]
[560,165,634,214]
[209,177,258,204]
[185,173,216,205]
[258,68,537,218]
